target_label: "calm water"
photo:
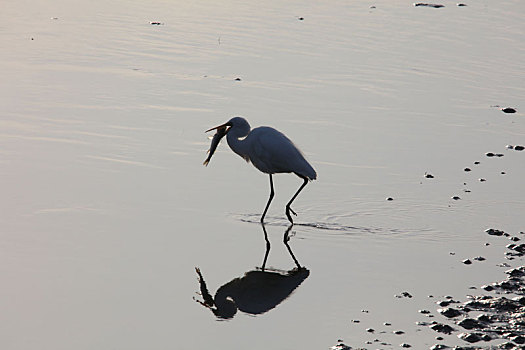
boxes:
[1,0,524,349]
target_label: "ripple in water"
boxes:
[234,213,417,236]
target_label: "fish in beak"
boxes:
[203,123,229,166]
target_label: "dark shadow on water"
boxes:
[194,223,309,319]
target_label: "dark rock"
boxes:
[507,267,525,277]
[515,145,525,151]
[330,342,352,350]
[486,152,495,157]
[430,345,449,350]
[414,3,445,8]
[479,178,486,182]
[400,343,411,348]
[480,334,492,341]
[393,330,405,335]
[366,328,374,333]
[425,172,435,178]
[457,3,467,6]
[481,284,494,291]
[458,318,484,330]
[396,291,413,298]
[476,314,492,323]
[464,168,471,172]
[486,228,504,236]
[430,323,455,334]
[511,335,525,344]
[439,307,462,318]
[473,256,486,261]
[386,197,394,201]
[458,332,482,343]
[501,107,517,113]
[462,259,472,265]
[452,196,461,200]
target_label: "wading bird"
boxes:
[204,117,316,224]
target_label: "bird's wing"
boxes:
[249,127,307,175]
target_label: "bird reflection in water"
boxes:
[194,224,310,319]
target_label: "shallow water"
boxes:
[1,0,525,349]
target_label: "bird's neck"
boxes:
[227,126,251,161]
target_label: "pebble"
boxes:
[486,228,505,236]
[330,342,352,350]
[395,291,413,298]
[430,323,455,334]
[481,284,494,291]
[458,332,482,343]
[438,307,462,318]
[501,107,517,113]
[414,3,445,8]
[458,318,484,330]
[511,335,525,344]
[430,345,449,350]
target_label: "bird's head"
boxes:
[205,117,250,134]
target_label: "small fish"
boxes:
[203,125,227,166]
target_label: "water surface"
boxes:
[1,0,524,349]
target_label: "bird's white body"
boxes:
[225,118,316,180]
[205,116,316,224]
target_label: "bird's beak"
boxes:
[205,122,230,133]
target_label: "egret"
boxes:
[205,117,317,224]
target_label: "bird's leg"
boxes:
[260,174,275,223]
[283,224,301,269]
[285,177,308,224]
[260,223,271,271]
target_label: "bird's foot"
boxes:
[285,207,297,225]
